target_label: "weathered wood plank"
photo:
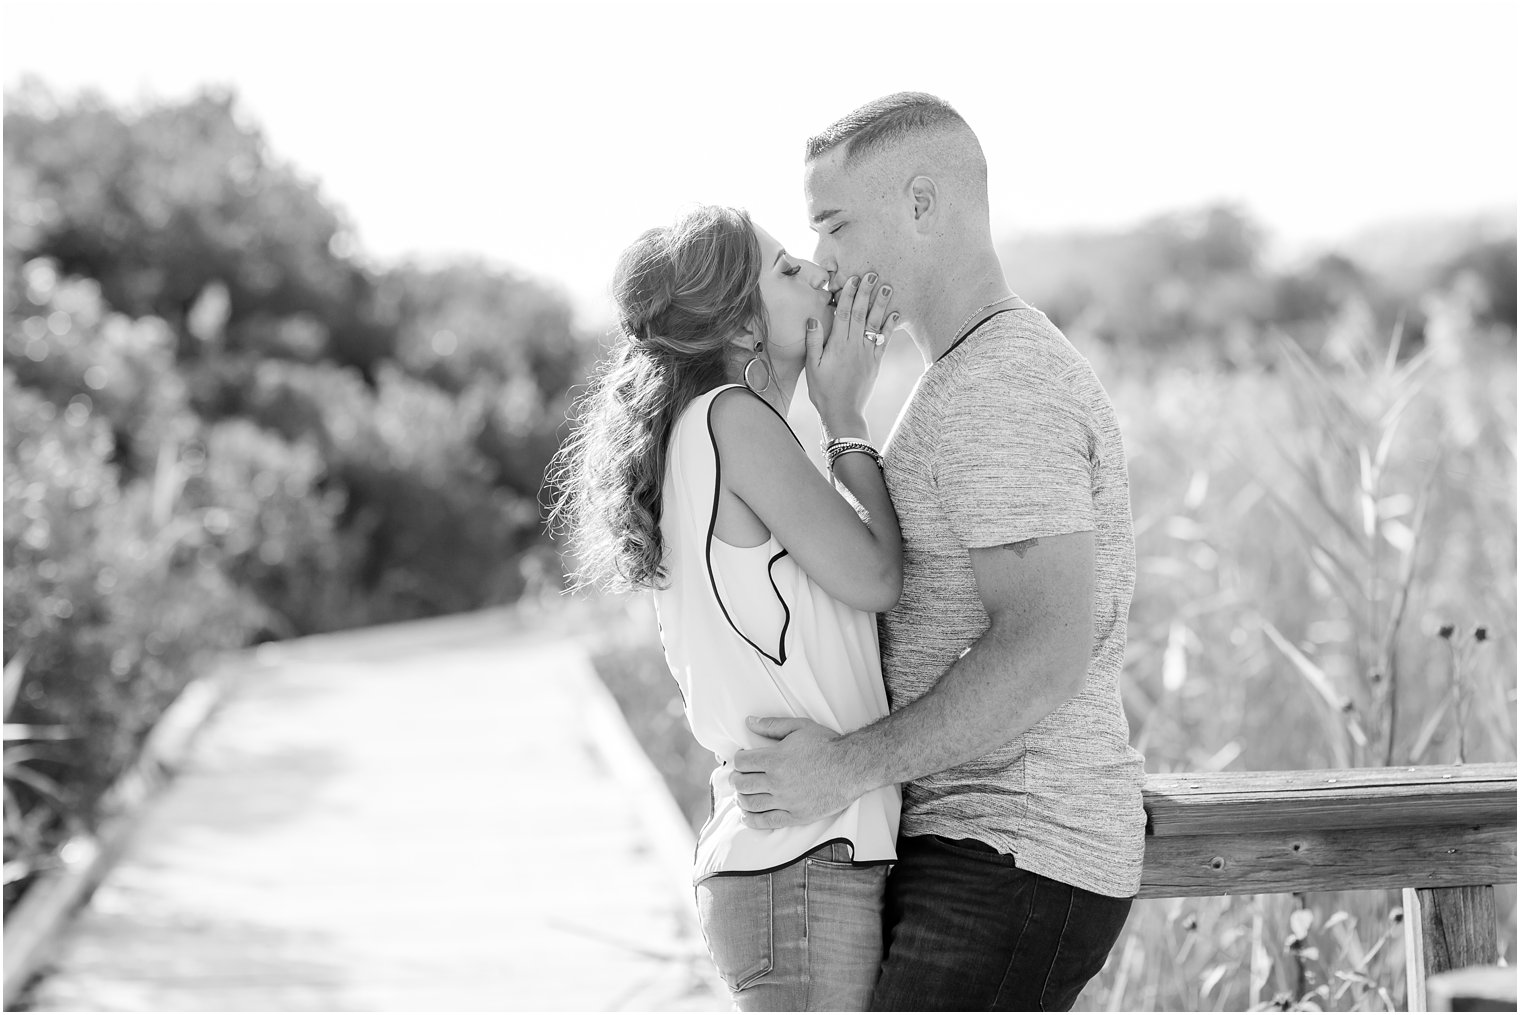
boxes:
[1147,782,1517,837]
[1404,886,1501,1012]
[1147,762,1514,795]
[1138,821,1516,898]
[3,661,242,1010]
[1409,887,1501,972]
[23,631,726,1012]
[1144,763,1516,837]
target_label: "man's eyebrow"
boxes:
[810,208,842,226]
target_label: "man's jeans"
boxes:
[871,835,1133,1012]
[695,842,888,1011]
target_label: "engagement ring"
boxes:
[864,330,885,346]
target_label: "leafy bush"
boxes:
[3,373,257,903]
[3,260,191,479]
[380,260,584,503]
[333,364,540,618]
[3,84,385,370]
[3,82,594,913]
[179,418,358,638]
[225,358,543,620]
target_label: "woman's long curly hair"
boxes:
[548,206,770,591]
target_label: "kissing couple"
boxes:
[553,91,1147,1012]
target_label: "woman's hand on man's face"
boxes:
[805,272,898,430]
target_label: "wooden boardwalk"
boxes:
[21,611,726,1012]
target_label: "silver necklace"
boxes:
[940,293,1020,361]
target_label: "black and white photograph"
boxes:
[2,1,1516,1011]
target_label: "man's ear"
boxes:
[909,175,938,230]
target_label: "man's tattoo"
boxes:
[1001,537,1039,558]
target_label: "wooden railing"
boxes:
[1140,762,1517,1011]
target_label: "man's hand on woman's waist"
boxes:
[732,716,872,828]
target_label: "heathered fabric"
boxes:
[879,305,1146,899]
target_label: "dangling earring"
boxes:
[743,341,772,393]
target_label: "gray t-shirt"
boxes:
[879,304,1146,898]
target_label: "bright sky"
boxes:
[3,0,1516,325]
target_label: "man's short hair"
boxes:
[804,92,973,165]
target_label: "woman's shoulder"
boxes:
[671,383,743,443]
[667,384,793,473]
[706,384,798,451]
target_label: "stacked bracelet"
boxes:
[823,437,883,470]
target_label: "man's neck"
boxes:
[908,253,1015,364]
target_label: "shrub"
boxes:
[3,259,191,480]
[179,418,358,638]
[2,83,597,917]
[3,373,257,904]
[227,358,542,621]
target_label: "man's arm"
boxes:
[731,530,1095,827]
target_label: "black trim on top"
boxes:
[712,383,808,451]
[703,386,796,667]
[696,836,894,881]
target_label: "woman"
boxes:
[551,205,902,1011]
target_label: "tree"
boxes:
[4,81,393,374]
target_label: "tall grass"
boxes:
[1078,293,1515,1011]
[580,295,1516,1011]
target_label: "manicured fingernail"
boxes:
[888,313,900,326]
[847,275,859,287]
[806,318,818,329]
[878,286,892,300]
[864,272,878,286]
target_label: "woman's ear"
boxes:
[729,320,760,353]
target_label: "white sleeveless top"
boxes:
[653,385,900,882]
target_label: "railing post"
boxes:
[1402,885,1499,1012]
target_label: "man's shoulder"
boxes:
[902,308,1092,443]
[952,308,1084,384]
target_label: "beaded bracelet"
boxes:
[823,437,883,470]
[820,434,870,457]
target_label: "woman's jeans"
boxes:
[695,842,888,1011]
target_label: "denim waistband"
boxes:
[806,840,856,863]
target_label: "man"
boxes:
[731,92,1147,1011]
